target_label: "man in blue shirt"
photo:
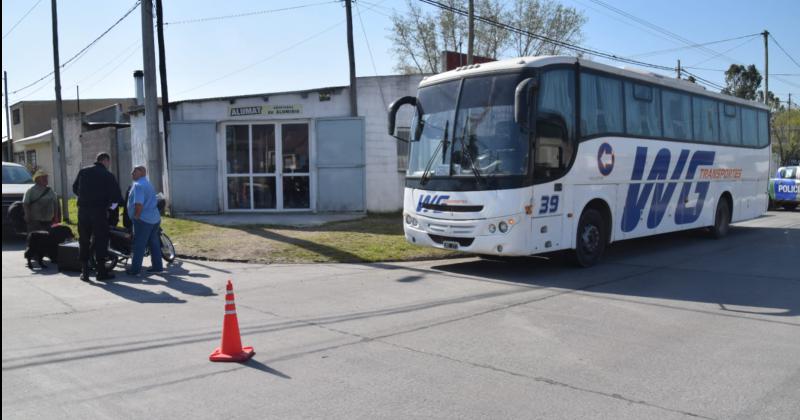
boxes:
[126,166,163,275]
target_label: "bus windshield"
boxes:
[407,73,527,178]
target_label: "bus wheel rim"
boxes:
[581,224,600,254]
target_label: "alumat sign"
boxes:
[229,105,303,117]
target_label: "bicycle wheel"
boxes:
[160,232,176,263]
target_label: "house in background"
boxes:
[129,74,422,214]
[7,99,136,197]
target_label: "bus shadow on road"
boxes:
[431,225,800,319]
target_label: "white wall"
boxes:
[357,75,424,212]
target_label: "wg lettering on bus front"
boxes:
[417,194,450,213]
[622,147,715,232]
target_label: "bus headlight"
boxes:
[411,217,418,227]
[488,224,496,233]
[499,221,509,233]
[405,214,412,225]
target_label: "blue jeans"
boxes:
[130,219,163,273]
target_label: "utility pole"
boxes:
[141,0,163,191]
[763,30,769,105]
[155,0,170,168]
[4,71,12,161]
[345,0,357,117]
[467,0,474,65]
[788,93,792,110]
[76,85,80,115]
[676,59,681,79]
[51,0,70,223]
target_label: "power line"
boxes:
[688,36,757,67]
[586,0,723,60]
[419,0,675,72]
[774,75,800,90]
[682,70,725,91]
[769,33,800,69]
[2,0,43,40]
[72,40,141,88]
[82,45,142,93]
[177,21,343,95]
[355,0,388,109]
[627,33,760,59]
[164,1,336,26]
[11,1,141,95]
[177,0,390,96]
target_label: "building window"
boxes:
[12,109,21,125]
[26,150,37,169]
[396,127,410,171]
[14,152,25,164]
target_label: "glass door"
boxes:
[252,124,278,209]
[280,123,310,209]
[224,122,309,211]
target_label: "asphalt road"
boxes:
[2,212,799,420]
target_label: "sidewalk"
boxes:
[183,212,365,227]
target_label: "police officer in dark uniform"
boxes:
[72,152,123,281]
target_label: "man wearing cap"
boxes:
[23,169,60,233]
[72,152,123,281]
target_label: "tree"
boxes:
[389,0,587,74]
[772,109,800,165]
[506,0,586,57]
[758,90,785,113]
[721,64,762,100]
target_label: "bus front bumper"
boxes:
[403,212,529,256]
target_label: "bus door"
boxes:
[530,182,565,253]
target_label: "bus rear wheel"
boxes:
[710,197,731,239]
[571,208,606,268]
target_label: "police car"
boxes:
[768,166,800,211]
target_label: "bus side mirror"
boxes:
[515,77,538,132]
[388,96,417,142]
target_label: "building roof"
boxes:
[14,129,53,146]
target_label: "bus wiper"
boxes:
[457,133,484,188]
[420,120,449,186]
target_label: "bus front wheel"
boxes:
[571,208,606,268]
[710,197,731,239]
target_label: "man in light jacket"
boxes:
[23,169,60,232]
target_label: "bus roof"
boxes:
[419,55,771,111]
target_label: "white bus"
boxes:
[388,56,771,266]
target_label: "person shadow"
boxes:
[116,261,216,298]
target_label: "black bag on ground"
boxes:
[57,241,82,272]
[7,201,26,232]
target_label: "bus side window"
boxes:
[741,108,758,147]
[536,68,575,181]
[720,102,741,145]
[693,96,719,143]
[662,90,691,140]
[580,73,623,136]
[625,82,662,137]
[757,111,769,147]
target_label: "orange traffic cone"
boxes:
[209,280,255,362]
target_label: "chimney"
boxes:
[133,70,144,106]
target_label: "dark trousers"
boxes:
[78,207,109,265]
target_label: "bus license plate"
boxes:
[443,240,459,250]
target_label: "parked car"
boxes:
[768,165,800,211]
[2,161,35,235]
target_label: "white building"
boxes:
[130,75,422,214]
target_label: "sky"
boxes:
[2,0,799,139]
